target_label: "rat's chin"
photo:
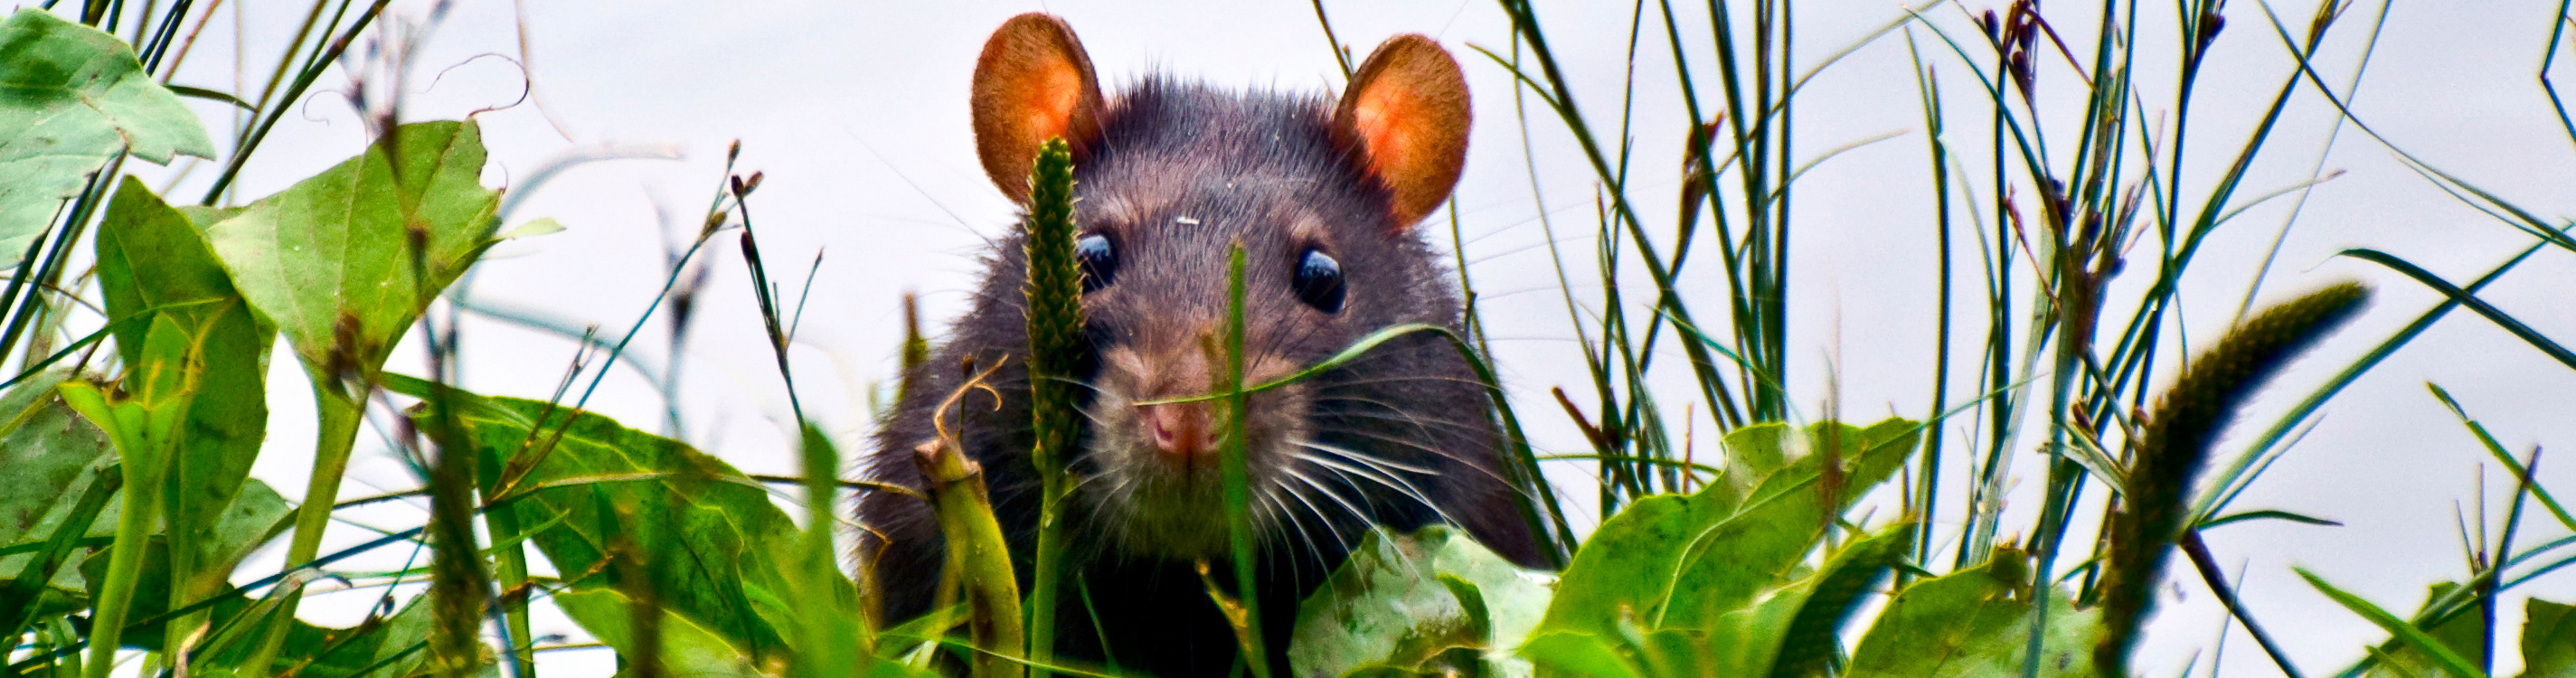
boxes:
[1080,465,1240,559]
[1074,432,1311,560]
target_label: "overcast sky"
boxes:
[42,0,2576,674]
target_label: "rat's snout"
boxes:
[1126,338,1226,465]
[1140,401,1221,460]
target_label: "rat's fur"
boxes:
[857,23,1541,676]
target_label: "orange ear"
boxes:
[971,14,1104,203]
[1334,34,1471,229]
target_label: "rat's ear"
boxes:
[1335,34,1471,230]
[972,13,1104,203]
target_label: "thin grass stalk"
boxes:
[1488,0,1753,446]
[1020,137,1082,678]
[1959,9,2019,569]
[1218,242,1270,678]
[0,523,440,676]
[2176,530,2304,677]
[1904,33,1954,578]
[2234,1,2391,325]
[1654,0,1751,430]
[2544,0,2576,146]
[388,184,500,678]
[0,467,119,645]
[1507,36,1632,509]
[2486,447,2543,673]
[2098,0,2344,434]
[728,166,876,676]
[1,155,122,370]
[200,0,392,203]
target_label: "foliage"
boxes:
[0,8,212,267]
[2,2,2573,678]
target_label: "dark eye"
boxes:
[1292,249,1345,313]
[1076,233,1116,292]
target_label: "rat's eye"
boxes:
[1076,233,1117,292]
[1292,249,1345,313]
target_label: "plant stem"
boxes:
[914,434,1023,678]
[240,381,363,676]
[1219,242,1269,678]
[81,455,160,678]
[1021,137,1081,678]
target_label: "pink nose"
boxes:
[1142,403,1220,460]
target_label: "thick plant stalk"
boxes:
[1020,137,1081,678]
[239,381,363,675]
[57,317,196,678]
[2094,282,2369,675]
[914,366,1024,678]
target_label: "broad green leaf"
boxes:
[2525,598,2575,678]
[1669,523,1913,678]
[0,375,115,635]
[388,374,814,665]
[205,120,501,388]
[0,370,113,560]
[1661,419,1918,629]
[96,176,274,621]
[1763,523,1912,678]
[1533,419,1919,642]
[1290,525,1557,678]
[555,587,779,678]
[1716,424,1793,501]
[1844,550,2099,678]
[0,8,214,267]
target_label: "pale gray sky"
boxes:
[49,0,2576,674]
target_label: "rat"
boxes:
[855,13,1546,676]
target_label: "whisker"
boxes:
[1291,447,1456,528]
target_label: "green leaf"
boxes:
[70,480,289,650]
[95,176,275,623]
[1764,523,1912,678]
[2358,584,2492,678]
[2524,598,2576,678]
[0,370,114,562]
[1651,523,1914,678]
[0,378,115,637]
[1533,419,1919,643]
[1715,424,1793,501]
[1288,525,1556,678]
[1844,551,2099,678]
[1659,419,1917,630]
[555,587,782,678]
[496,216,562,240]
[186,590,440,678]
[204,120,501,388]
[1517,631,1641,678]
[0,7,215,267]
[387,373,814,666]
[2197,508,2343,530]
[2299,569,2492,678]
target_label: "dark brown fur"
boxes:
[858,19,1541,676]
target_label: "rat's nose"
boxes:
[1142,402,1221,460]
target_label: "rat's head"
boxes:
[969,14,1478,560]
